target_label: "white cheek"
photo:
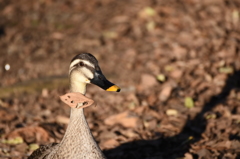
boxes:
[70,67,94,84]
[82,67,94,79]
[71,72,87,83]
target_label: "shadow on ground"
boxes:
[104,70,240,159]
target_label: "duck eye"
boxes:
[79,62,84,67]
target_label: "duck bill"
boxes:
[90,71,121,92]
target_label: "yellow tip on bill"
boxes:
[106,85,121,92]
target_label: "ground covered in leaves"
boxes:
[0,0,240,158]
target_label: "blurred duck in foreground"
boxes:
[29,53,120,159]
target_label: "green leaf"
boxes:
[103,31,118,39]
[164,65,174,72]
[144,7,156,16]
[184,97,194,108]
[205,114,216,119]
[29,143,39,151]
[219,67,233,74]
[2,137,23,145]
[157,74,166,82]
[232,10,239,22]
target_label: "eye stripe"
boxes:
[69,59,95,69]
[84,65,95,74]
[69,61,95,75]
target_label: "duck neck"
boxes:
[53,81,106,158]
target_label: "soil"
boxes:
[0,0,240,158]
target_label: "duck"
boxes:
[29,53,120,159]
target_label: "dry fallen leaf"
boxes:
[100,138,119,149]
[104,111,138,128]
[51,32,64,40]
[140,74,158,90]
[7,126,49,143]
[184,153,193,159]
[170,69,183,79]
[159,85,172,102]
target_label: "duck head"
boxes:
[69,53,120,92]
